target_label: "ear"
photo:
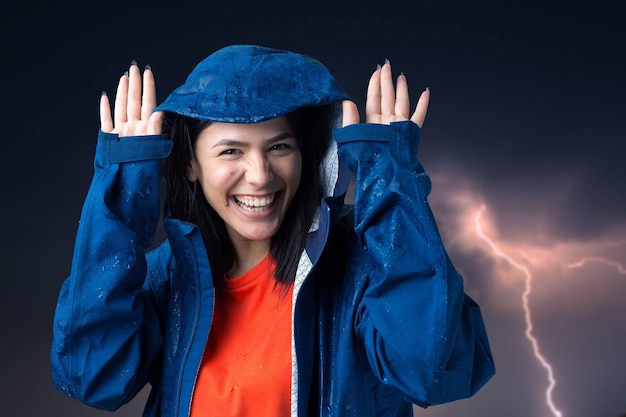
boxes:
[186,159,199,182]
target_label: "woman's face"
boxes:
[188,116,302,247]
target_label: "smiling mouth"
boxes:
[233,193,276,211]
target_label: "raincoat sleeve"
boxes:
[50,131,173,411]
[334,121,495,407]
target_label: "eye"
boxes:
[220,148,242,156]
[269,139,299,155]
[270,143,291,151]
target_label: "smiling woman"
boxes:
[50,44,495,417]
[187,117,303,277]
[164,103,335,287]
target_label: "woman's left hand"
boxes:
[342,59,430,128]
[100,61,163,137]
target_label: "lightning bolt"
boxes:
[474,205,563,417]
[567,256,626,275]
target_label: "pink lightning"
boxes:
[567,257,626,275]
[474,205,564,417]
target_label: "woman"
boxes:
[51,44,495,417]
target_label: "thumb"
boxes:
[341,100,359,127]
[148,111,164,135]
[410,88,430,128]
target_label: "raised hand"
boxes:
[342,59,430,128]
[100,61,164,137]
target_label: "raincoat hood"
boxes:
[155,44,351,123]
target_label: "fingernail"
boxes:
[376,63,381,70]
[145,64,152,71]
[101,90,107,96]
[123,70,129,77]
[426,86,430,92]
[131,59,138,66]
[384,58,390,65]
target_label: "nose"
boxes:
[245,153,273,185]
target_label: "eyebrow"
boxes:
[212,132,294,149]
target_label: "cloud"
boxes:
[427,164,626,310]
[421,165,626,417]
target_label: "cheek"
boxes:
[201,165,237,183]
[287,152,303,181]
[197,166,238,203]
[278,160,302,190]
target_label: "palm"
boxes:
[342,60,429,129]
[100,61,163,137]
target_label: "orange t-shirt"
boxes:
[190,255,294,417]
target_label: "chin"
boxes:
[237,227,279,242]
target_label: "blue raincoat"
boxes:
[51,45,495,417]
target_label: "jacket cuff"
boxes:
[97,131,173,164]
[333,120,421,162]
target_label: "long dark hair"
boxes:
[163,105,338,287]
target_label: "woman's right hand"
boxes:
[100,61,164,137]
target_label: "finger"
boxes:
[99,91,113,133]
[380,60,395,118]
[341,100,359,127]
[148,111,164,135]
[365,66,381,123]
[127,61,142,121]
[395,73,410,120]
[410,88,430,128]
[113,72,129,131]
[141,65,157,121]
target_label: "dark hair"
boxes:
[163,105,337,288]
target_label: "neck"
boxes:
[227,238,270,279]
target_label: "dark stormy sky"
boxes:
[1,1,625,416]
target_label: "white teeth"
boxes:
[234,195,275,210]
